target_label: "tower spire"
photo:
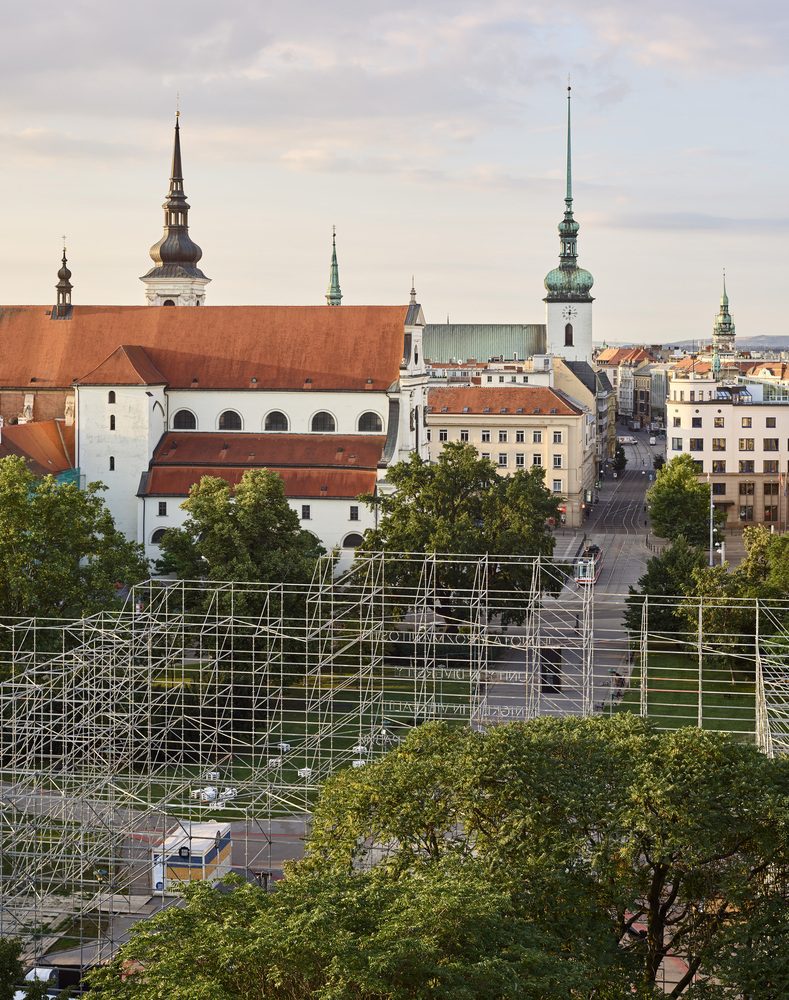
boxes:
[325,226,342,306]
[140,114,210,306]
[712,270,735,353]
[52,237,73,320]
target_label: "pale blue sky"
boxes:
[0,0,786,343]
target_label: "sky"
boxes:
[0,1,786,344]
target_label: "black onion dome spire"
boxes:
[142,115,207,280]
[52,240,73,318]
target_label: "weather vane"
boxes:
[176,92,180,117]
[61,235,67,252]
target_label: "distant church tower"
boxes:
[544,86,594,361]
[326,227,342,305]
[141,114,210,306]
[712,274,735,353]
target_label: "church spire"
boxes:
[52,238,73,320]
[140,113,210,306]
[325,227,342,305]
[712,271,735,352]
[544,84,593,303]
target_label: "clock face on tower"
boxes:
[562,306,577,320]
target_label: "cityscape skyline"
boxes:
[0,0,786,344]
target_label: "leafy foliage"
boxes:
[623,535,706,639]
[613,439,627,472]
[0,455,147,619]
[156,469,325,589]
[647,454,725,546]
[356,442,563,621]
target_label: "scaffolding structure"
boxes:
[1,551,787,975]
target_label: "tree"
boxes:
[0,455,147,619]
[156,469,325,588]
[653,453,665,471]
[613,439,627,472]
[356,442,563,619]
[647,453,725,546]
[623,535,706,639]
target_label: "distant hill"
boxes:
[602,335,789,352]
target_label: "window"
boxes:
[553,430,563,444]
[516,430,525,443]
[516,453,525,467]
[712,439,726,451]
[740,506,754,521]
[712,461,726,473]
[108,391,116,404]
[739,460,755,473]
[673,417,681,427]
[764,438,779,451]
[311,411,336,432]
[151,528,166,545]
[343,533,364,548]
[692,417,702,428]
[742,417,752,428]
[766,417,776,428]
[764,460,779,473]
[349,505,359,520]
[498,375,505,383]
[712,483,726,495]
[689,439,704,451]
[219,410,242,430]
[481,452,490,460]
[109,456,115,471]
[690,391,695,402]
[565,323,573,347]
[764,482,780,496]
[173,409,197,430]
[714,417,724,427]
[498,454,508,467]
[533,431,542,444]
[680,392,684,401]
[739,439,754,451]
[460,429,469,442]
[739,482,755,496]
[109,414,115,431]
[765,505,779,522]
[439,429,448,442]
[265,410,288,431]
[552,479,562,493]
[486,375,493,383]
[426,429,431,442]
[672,438,682,451]
[481,430,491,443]
[358,411,383,432]
[499,430,508,443]
[553,454,562,468]
[301,505,311,520]
[532,454,542,466]
[158,502,167,516]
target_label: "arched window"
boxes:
[311,411,336,432]
[265,411,288,431]
[218,410,242,430]
[108,391,116,404]
[163,299,176,306]
[151,528,167,545]
[358,411,383,432]
[110,414,116,431]
[565,323,573,347]
[173,409,197,430]
[109,456,115,471]
[343,533,364,549]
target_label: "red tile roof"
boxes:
[0,305,410,391]
[0,419,75,473]
[427,385,582,415]
[75,345,167,385]
[144,466,377,500]
[143,432,385,499]
[151,433,385,468]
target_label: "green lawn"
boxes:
[615,652,756,739]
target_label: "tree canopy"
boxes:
[356,442,563,615]
[623,535,706,638]
[647,454,725,545]
[0,455,147,619]
[92,716,789,1000]
[156,469,325,588]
